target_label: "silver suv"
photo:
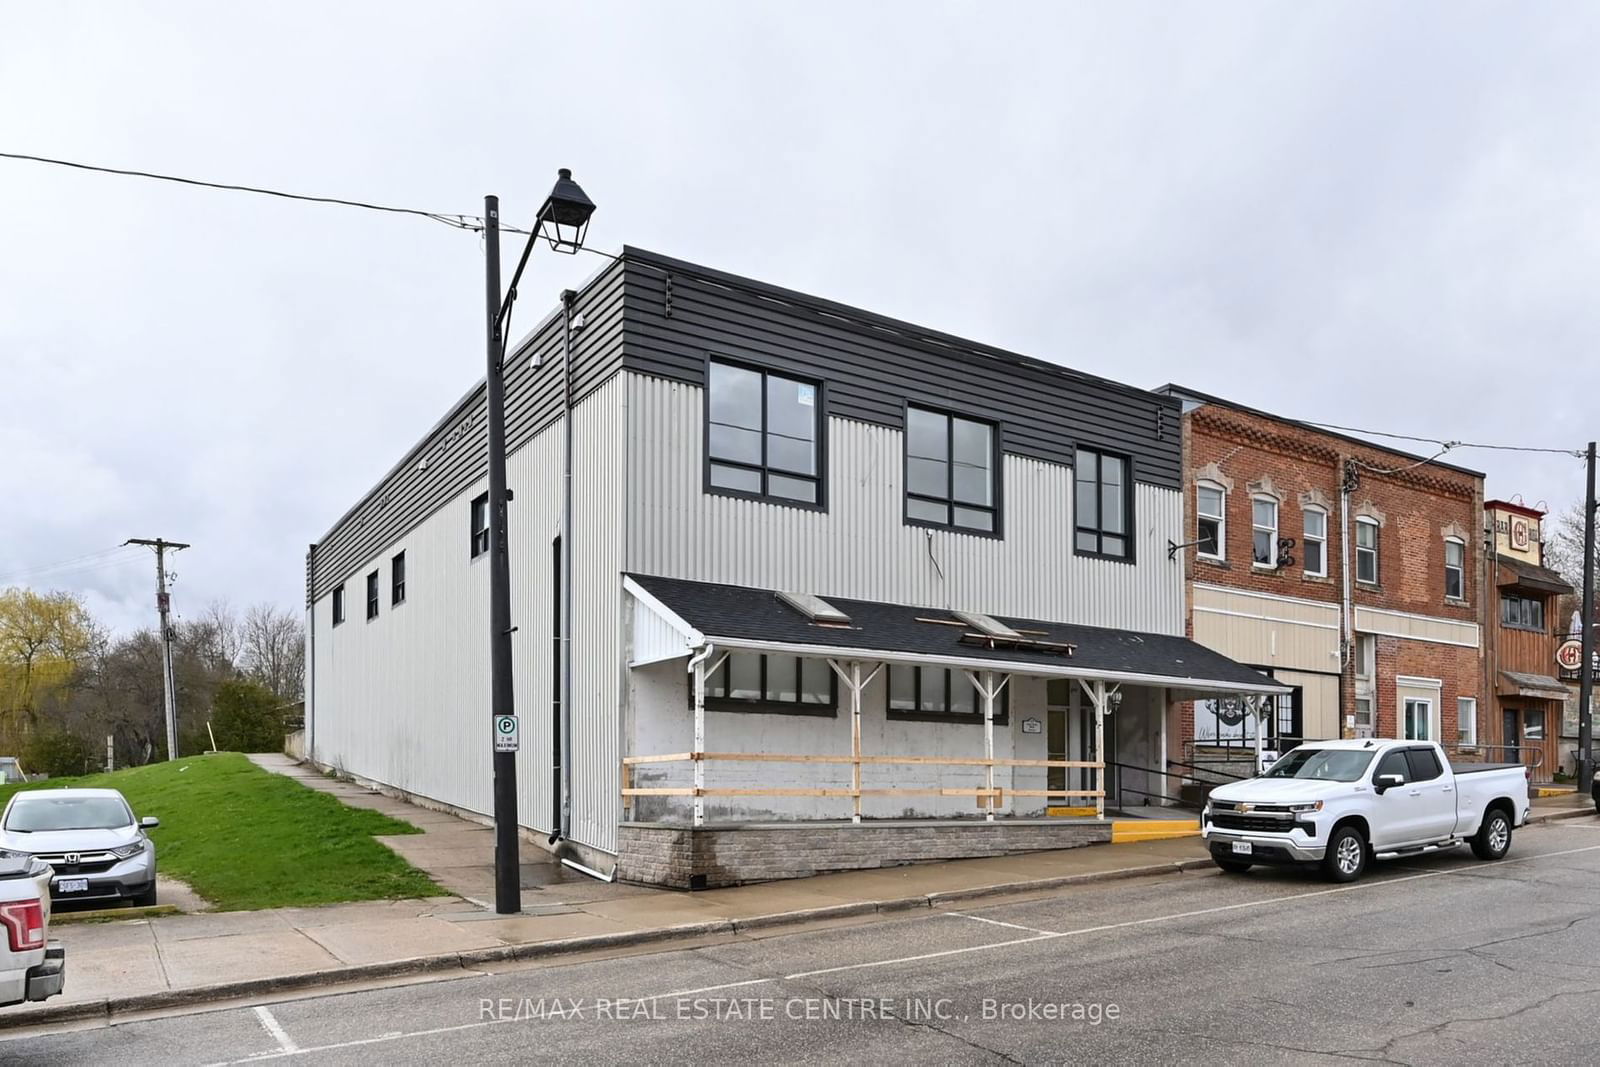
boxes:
[0,789,159,907]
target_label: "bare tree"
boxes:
[1547,502,1599,629]
[195,599,243,676]
[240,604,304,703]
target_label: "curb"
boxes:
[1,856,1203,1031]
[1528,805,1594,825]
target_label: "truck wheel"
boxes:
[1471,809,1512,861]
[1213,858,1252,874]
[1322,825,1367,883]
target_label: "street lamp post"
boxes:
[482,169,597,915]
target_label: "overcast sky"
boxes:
[3,3,1597,635]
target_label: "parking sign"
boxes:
[493,714,519,752]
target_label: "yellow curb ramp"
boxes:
[1533,786,1576,799]
[1111,819,1201,843]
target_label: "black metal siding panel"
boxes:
[619,251,1181,489]
[309,257,627,600]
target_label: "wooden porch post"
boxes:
[983,669,996,823]
[1251,694,1264,773]
[692,653,707,827]
[828,658,882,824]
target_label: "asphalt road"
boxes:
[11,820,1600,1065]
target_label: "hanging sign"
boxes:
[1557,639,1584,673]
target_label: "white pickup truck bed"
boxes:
[0,854,65,1008]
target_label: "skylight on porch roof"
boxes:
[776,590,851,625]
[953,610,1023,640]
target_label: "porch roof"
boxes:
[625,573,1290,698]
[1498,670,1570,701]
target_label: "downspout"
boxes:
[1339,460,1355,736]
[305,543,316,762]
[559,289,578,842]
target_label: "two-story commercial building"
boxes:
[304,249,1283,888]
[1159,387,1484,769]
[1483,499,1573,780]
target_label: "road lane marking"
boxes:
[252,1006,297,1054]
[206,841,1600,1062]
[946,912,1055,935]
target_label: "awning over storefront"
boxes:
[1498,670,1570,701]
[1496,555,1575,596]
[624,573,1290,699]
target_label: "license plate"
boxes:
[56,878,89,893]
[1230,842,1253,856]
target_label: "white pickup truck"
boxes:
[1201,739,1530,883]
[0,851,65,1007]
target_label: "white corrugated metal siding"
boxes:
[623,374,1184,634]
[310,377,626,852]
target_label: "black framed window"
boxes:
[705,652,836,715]
[886,665,1010,723]
[470,493,489,558]
[391,550,406,606]
[332,585,346,626]
[706,360,823,506]
[1074,448,1132,560]
[1500,593,1545,632]
[905,407,998,534]
[365,571,379,621]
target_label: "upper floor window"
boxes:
[1303,508,1327,577]
[332,584,346,626]
[365,570,379,621]
[707,360,822,506]
[470,493,490,558]
[1355,517,1379,584]
[391,550,407,606]
[1196,483,1225,559]
[1355,633,1376,682]
[1252,497,1279,567]
[1444,538,1465,600]
[706,652,835,715]
[887,665,1010,722]
[1074,449,1131,560]
[905,407,997,534]
[1501,593,1545,632]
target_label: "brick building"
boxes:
[1158,387,1485,764]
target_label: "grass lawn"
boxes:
[0,753,441,911]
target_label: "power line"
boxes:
[0,545,143,586]
[1301,419,1583,459]
[0,150,492,234]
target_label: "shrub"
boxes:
[211,679,287,753]
[21,727,96,778]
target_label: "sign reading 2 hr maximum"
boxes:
[494,714,519,752]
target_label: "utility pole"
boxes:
[126,537,189,761]
[482,197,521,915]
[1577,443,1596,789]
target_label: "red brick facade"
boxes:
[1171,391,1486,753]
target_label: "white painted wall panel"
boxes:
[623,374,1184,634]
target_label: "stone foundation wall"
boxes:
[616,820,1113,889]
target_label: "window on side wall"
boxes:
[1303,508,1327,577]
[1501,593,1546,632]
[391,550,406,606]
[886,665,1010,723]
[1444,538,1465,600]
[1196,483,1225,559]
[704,652,836,715]
[706,360,823,506]
[1458,697,1477,748]
[332,585,346,626]
[1252,497,1279,567]
[470,493,490,558]
[1355,518,1379,584]
[904,406,998,534]
[365,571,379,621]
[1074,448,1132,560]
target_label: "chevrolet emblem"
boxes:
[1237,803,1253,814]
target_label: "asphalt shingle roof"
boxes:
[628,573,1284,693]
